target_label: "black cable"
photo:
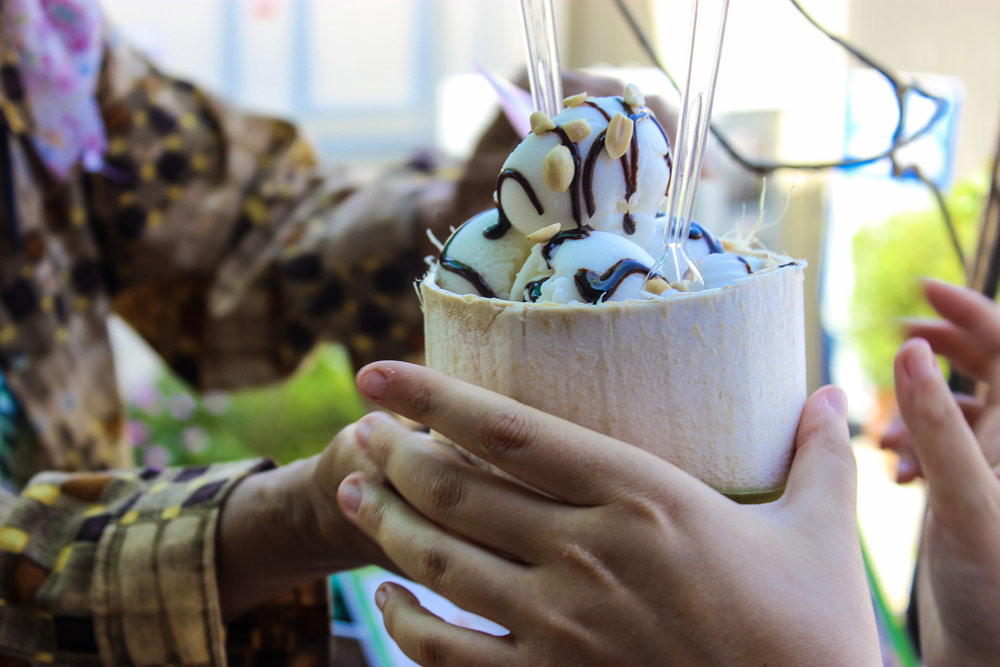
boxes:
[611,1,988,657]
[611,0,963,270]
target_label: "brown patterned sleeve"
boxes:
[0,460,285,665]
[0,487,14,521]
[87,37,460,391]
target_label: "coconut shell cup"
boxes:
[421,254,807,503]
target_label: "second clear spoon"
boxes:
[654,0,731,287]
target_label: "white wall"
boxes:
[847,0,1000,182]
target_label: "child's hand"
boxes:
[891,279,1000,665]
[337,361,880,666]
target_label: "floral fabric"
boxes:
[0,0,106,179]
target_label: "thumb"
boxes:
[780,386,857,521]
[894,338,992,517]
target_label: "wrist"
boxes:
[216,459,330,621]
[299,423,395,572]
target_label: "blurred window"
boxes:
[102,0,444,164]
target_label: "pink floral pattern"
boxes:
[1,0,105,179]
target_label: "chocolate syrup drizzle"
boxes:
[582,129,636,234]
[489,169,542,239]
[552,126,583,225]
[493,96,673,242]
[584,100,612,121]
[579,97,673,235]
[688,221,724,254]
[524,278,547,302]
[439,218,497,297]
[542,227,591,266]
[574,258,654,304]
[439,258,497,298]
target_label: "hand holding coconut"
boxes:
[337,361,880,666]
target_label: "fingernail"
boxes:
[897,458,916,480]
[355,417,372,449]
[904,341,938,380]
[825,388,847,419]
[357,368,388,401]
[375,585,388,610]
[339,478,363,517]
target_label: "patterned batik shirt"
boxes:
[0,0,529,658]
[0,23,514,667]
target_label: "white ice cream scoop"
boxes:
[591,211,662,259]
[437,209,534,300]
[497,95,671,238]
[615,213,724,263]
[511,228,656,304]
[698,251,767,289]
[685,220,726,262]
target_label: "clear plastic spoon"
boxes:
[654,0,731,287]
[519,0,563,117]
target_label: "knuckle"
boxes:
[802,429,857,479]
[374,425,407,472]
[617,491,675,529]
[422,462,465,516]
[529,604,598,661]
[361,493,389,534]
[417,635,447,667]
[404,538,450,589]
[418,547,449,589]
[559,541,608,579]
[550,526,621,590]
[403,376,436,420]
[596,484,685,539]
[335,429,371,472]
[479,407,537,459]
